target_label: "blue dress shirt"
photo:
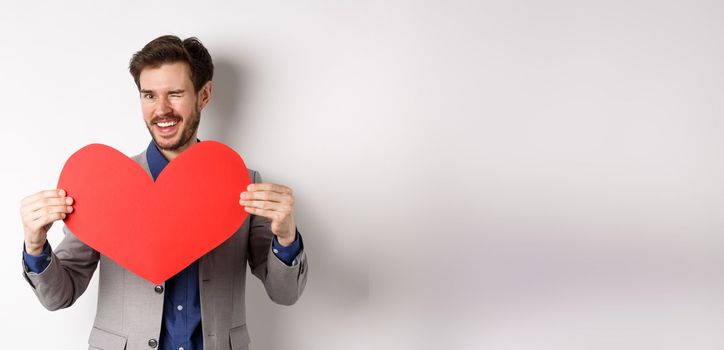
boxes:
[23,140,302,350]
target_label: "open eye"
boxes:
[142,93,155,100]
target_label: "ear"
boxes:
[198,81,213,109]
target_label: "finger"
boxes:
[29,212,66,230]
[22,197,74,214]
[25,205,73,222]
[243,206,282,221]
[21,189,67,206]
[246,183,292,195]
[239,190,289,203]
[239,199,292,212]
[26,205,73,222]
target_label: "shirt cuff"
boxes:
[23,241,52,274]
[272,229,302,266]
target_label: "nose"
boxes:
[155,96,172,116]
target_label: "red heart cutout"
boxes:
[57,141,250,284]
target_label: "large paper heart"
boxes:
[57,141,250,284]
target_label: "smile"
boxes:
[156,120,178,127]
[153,118,182,135]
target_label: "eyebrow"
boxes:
[139,89,186,94]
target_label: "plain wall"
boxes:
[2,1,724,349]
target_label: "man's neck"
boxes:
[159,136,198,161]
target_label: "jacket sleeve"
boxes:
[22,225,100,311]
[247,170,308,305]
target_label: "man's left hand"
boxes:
[240,183,296,246]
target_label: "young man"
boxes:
[20,35,308,350]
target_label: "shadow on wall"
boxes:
[202,57,246,142]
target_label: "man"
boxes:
[19,35,308,350]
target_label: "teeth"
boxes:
[157,121,177,128]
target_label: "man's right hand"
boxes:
[20,189,74,256]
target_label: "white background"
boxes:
[2,1,724,349]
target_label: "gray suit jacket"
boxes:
[22,149,308,350]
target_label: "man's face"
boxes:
[139,62,208,152]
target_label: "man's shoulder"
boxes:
[131,151,145,164]
[131,150,150,174]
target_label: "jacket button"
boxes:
[148,338,158,348]
[154,285,164,294]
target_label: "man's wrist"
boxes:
[24,241,46,256]
[276,235,295,247]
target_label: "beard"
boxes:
[147,108,201,152]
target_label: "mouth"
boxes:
[153,118,181,136]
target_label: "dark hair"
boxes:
[129,35,214,92]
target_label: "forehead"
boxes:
[139,61,193,90]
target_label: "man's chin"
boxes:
[153,136,182,151]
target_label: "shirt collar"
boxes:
[146,140,168,182]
